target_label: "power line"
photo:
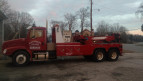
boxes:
[93,2,137,15]
[94,0,137,12]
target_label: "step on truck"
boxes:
[2,24,122,66]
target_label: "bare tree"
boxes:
[5,10,34,38]
[118,26,128,43]
[136,2,143,20]
[64,13,77,31]
[119,26,127,33]
[111,23,121,33]
[0,0,10,14]
[19,12,34,38]
[96,21,128,43]
[77,7,90,33]
[7,11,33,32]
[0,0,34,39]
[96,21,109,35]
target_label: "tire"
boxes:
[108,49,119,61]
[12,51,30,66]
[92,49,105,62]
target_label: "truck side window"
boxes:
[30,29,43,39]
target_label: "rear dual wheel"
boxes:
[85,49,119,62]
[92,49,105,62]
[108,49,119,61]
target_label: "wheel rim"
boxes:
[16,54,26,64]
[111,52,117,59]
[97,52,103,60]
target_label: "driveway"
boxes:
[0,53,143,81]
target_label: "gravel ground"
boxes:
[0,44,143,81]
[0,53,143,81]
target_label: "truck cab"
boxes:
[2,25,122,66]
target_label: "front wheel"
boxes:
[12,51,30,66]
[108,49,119,61]
[92,49,105,62]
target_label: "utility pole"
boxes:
[141,24,143,32]
[90,0,93,34]
[2,20,4,43]
[46,20,48,34]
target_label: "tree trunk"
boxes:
[81,21,84,34]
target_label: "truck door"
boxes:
[28,29,46,51]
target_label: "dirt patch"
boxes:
[0,69,89,81]
[112,67,143,81]
[13,72,89,81]
[112,72,123,77]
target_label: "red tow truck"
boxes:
[2,24,122,66]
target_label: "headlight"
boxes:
[3,49,7,54]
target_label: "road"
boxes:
[0,44,143,81]
[123,43,143,53]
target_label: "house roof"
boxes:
[0,10,7,21]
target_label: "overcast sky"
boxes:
[8,0,143,31]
